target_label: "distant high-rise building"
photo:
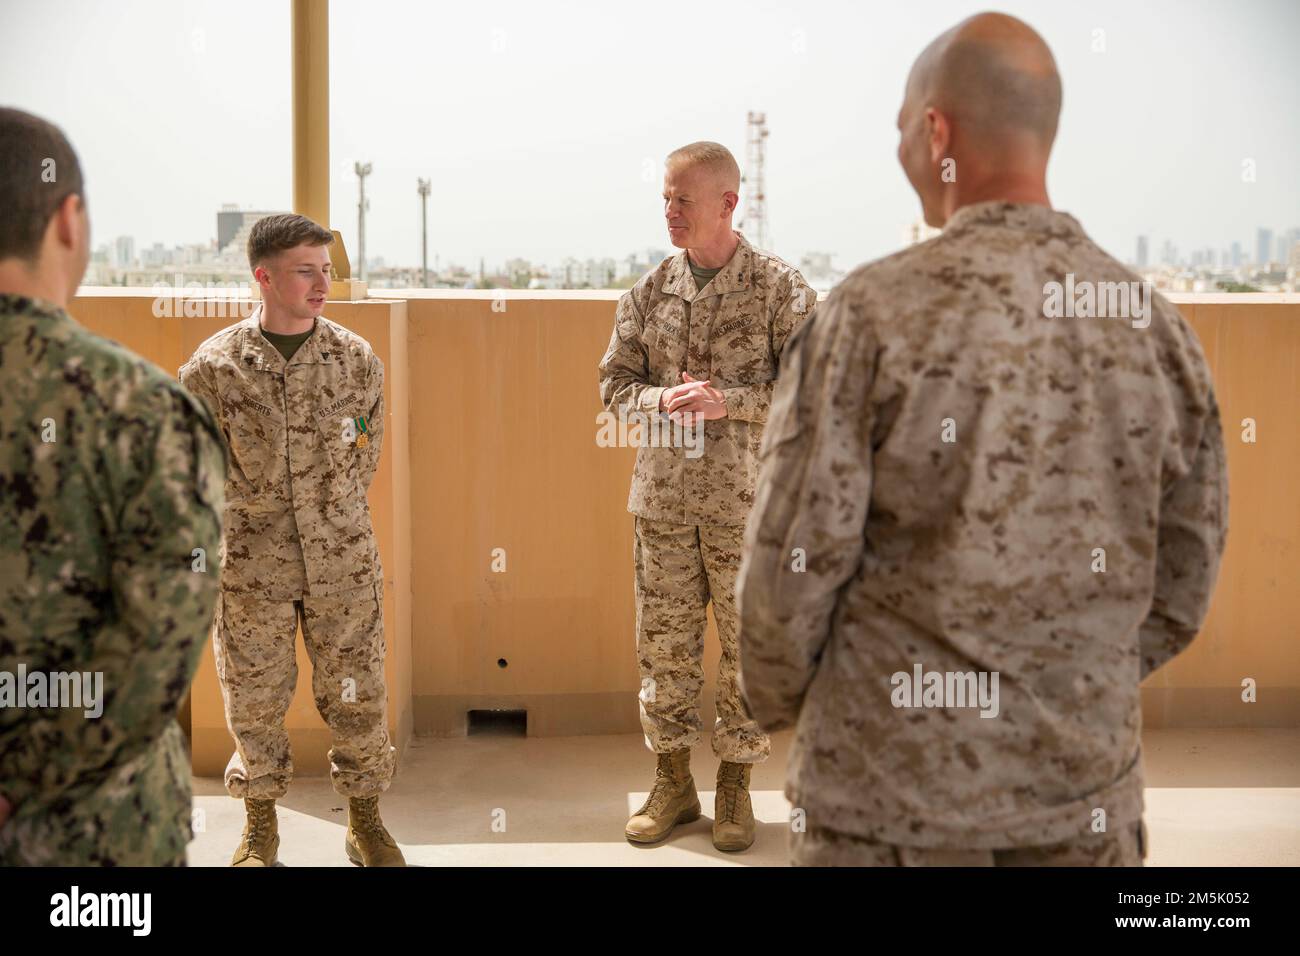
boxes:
[617,254,640,281]
[1256,227,1273,267]
[1160,239,1178,266]
[592,258,617,288]
[1231,241,1243,268]
[616,248,671,281]
[1135,235,1149,268]
[551,257,615,289]
[217,205,283,256]
[1274,227,1294,265]
[140,242,171,269]
[112,235,135,269]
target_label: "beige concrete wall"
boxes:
[402,292,1300,733]
[403,293,726,738]
[1144,299,1300,726]
[66,289,1300,769]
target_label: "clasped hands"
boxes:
[658,372,727,424]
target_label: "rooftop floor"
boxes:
[189,728,1300,867]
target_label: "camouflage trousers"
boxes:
[790,820,1147,866]
[0,724,193,867]
[633,517,770,763]
[212,581,396,799]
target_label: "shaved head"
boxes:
[911,12,1062,150]
[897,12,1060,226]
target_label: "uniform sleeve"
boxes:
[359,352,385,490]
[1138,386,1229,679]
[736,293,875,731]
[721,273,817,423]
[0,383,226,810]
[598,289,664,415]
[178,355,224,429]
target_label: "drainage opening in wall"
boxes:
[467,709,527,737]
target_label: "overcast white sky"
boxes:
[3,0,1297,271]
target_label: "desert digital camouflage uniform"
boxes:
[598,232,815,761]
[737,201,1228,861]
[179,306,394,799]
[790,819,1147,866]
[0,293,226,866]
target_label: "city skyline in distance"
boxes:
[89,204,1300,297]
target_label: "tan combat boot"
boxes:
[230,797,279,867]
[345,795,406,867]
[625,748,701,844]
[713,761,756,852]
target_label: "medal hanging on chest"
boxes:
[355,415,369,448]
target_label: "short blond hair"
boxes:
[666,141,740,191]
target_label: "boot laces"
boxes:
[717,765,746,823]
[243,802,273,849]
[644,756,686,815]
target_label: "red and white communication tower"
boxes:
[739,111,770,251]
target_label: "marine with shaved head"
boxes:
[599,141,815,851]
[737,13,1227,866]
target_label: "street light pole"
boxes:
[417,177,431,288]
[355,161,372,281]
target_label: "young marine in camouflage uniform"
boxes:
[737,14,1228,866]
[0,108,227,866]
[179,215,403,866]
[599,142,815,851]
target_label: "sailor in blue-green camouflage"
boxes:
[600,231,815,762]
[0,292,227,866]
[737,201,1228,860]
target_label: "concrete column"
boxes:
[292,0,330,228]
